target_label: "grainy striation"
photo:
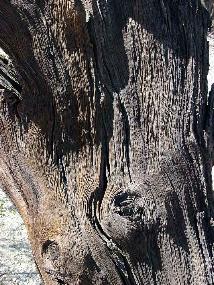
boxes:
[0,1,214,285]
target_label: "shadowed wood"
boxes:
[0,1,214,284]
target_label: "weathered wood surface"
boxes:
[0,1,214,284]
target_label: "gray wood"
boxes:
[0,1,214,284]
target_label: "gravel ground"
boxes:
[0,190,42,285]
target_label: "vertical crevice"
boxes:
[117,96,131,181]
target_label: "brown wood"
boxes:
[0,1,214,284]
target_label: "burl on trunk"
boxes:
[0,1,214,284]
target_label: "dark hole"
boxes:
[114,192,129,207]
[56,278,66,285]
[41,240,59,255]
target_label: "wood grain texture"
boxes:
[0,1,214,284]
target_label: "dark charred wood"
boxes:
[0,1,214,284]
